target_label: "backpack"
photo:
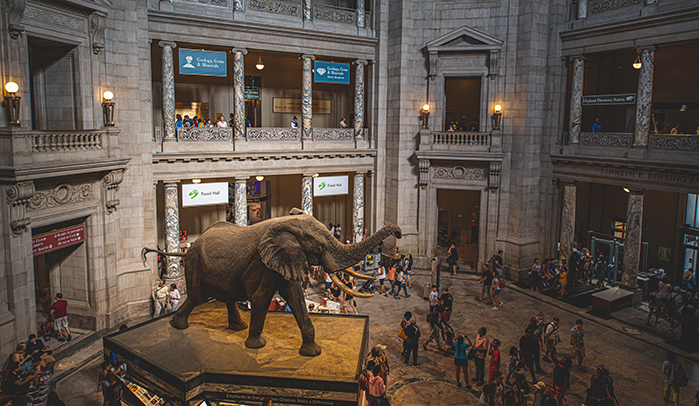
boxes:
[666,292,680,313]
[676,363,689,387]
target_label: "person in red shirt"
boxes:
[50,293,71,341]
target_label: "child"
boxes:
[492,277,504,309]
[488,339,501,383]
[506,346,520,384]
[558,260,568,299]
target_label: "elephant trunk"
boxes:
[328,224,402,271]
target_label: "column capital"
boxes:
[302,173,317,178]
[568,54,586,62]
[234,177,249,183]
[163,180,180,187]
[626,188,644,195]
[353,59,368,66]
[562,180,578,187]
[231,47,248,55]
[300,54,315,61]
[354,171,368,176]
[636,45,657,54]
[158,40,177,49]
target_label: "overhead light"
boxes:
[5,81,19,95]
[192,178,201,184]
[256,175,264,181]
[103,91,114,101]
[633,55,641,70]
[680,105,687,112]
[494,104,502,113]
[422,104,430,112]
[256,56,264,70]
[623,187,630,193]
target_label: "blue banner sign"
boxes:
[178,49,227,77]
[314,62,350,84]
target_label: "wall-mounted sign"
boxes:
[33,224,86,256]
[582,94,636,106]
[182,182,228,207]
[313,175,349,197]
[245,88,260,99]
[178,49,227,77]
[272,98,331,114]
[314,61,350,84]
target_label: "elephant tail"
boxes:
[141,247,187,266]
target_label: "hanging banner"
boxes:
[33,224,86,256]
[582,94,636,106]
[314,61,350,84]
[313,175,349,197]
[182,182,228,207]
[178,49,227,77]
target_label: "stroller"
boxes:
[40,314,58,341]
[358,278,376,295]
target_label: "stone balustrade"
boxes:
[418,130,500,153]
[247,0,301,17]
[649,134,699,152]
[246,127,301,142]
[580,132,632,148]
[432,131,490,146]
[177,127,232,142]
[313,128,354,141]
[313,5,355,24]
[31,130,105,152]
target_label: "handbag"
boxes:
[467,348,476,360]
[397,327,408,340]
[676,363,689,387]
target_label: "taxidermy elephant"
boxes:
[142,208,401,357]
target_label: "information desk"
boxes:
[104,301,369,406]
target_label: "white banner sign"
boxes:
[182,182,228,207]
[313,175,349,197]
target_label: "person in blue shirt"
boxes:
[592,118,602,132]
[175,114,183,128]
[454,333,473,388]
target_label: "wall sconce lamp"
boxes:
[102,91,115,127]
[632,55,642,70]
[491,104,502,131]
[623,187,630,193]
[256,56,265,71]
[256,175,265,181]
[4,82,21,127]
[192,178,202,184]
[421,103,430,130]
[312,173,319,178]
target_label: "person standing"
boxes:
[494,250,504,276]
[453,333,473,388]
[422,308,445,352]
[290,116,299,128]
[399,312,412,357]
[549,357,572,406]
[216,115,228,127]
[476,264,494,306]
[393,266,409,298]
[543,317,561,363]
[153,280,169,318]
[447,244,459,275]
[169,284,181,312]
[474,327,489,386]
[375,262,387,295]
[488,339,501,383]
[570,319,586,372]
[531,258,542,291]
[520,328,539,383]
[103,372,123,406]
[592,118,602,132]
[49,293,71,342]
[440,287,453,323]
[428,285,439,313]
[662,351,681,406]
[404,317,421,367]
[404,253,414,288]
[558,260,569,299]
[587,365,612,406]
[368,365,386,406]
[367,345,389,386]
[385,264,397,296]
[339,117,348,128]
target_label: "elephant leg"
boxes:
[225,302,248,331]
[244,289,275,349]
[279,283,321,357]
[171,295,198,330]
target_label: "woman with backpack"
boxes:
[663,351,687,406]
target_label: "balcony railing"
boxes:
[419,130,500,153]
[650,134,699,152]
[580,132,632,148]
[247,127,301,141]
[31,130,105,152]
[177,127,232,142]
[432,131,490,146]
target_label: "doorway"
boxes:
[444,77,481,131]
[437,189,481,269]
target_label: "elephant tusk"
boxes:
[329,273,374,298]
[341,267,376,281]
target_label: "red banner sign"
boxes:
[33,224,86,256]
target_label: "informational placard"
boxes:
[182,182,228,207]
[582,94,636,106]
[33,224,86,256]
[313,175,349,197]
[314,61,350,84]
[245,88,260,99]
[272,98,331,114]
[178,49,227,77]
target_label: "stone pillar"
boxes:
[634,46,655,147]
[303,0,312,21]
[300,54,315,138]
[232,48,247,140]
[578,0,587,19]
[354,60,367,138]
[158,41,177,140]
[302,175,314,216]
[559,182,576,260]
[621,190,644,289]
[356,0,365,28]
[163,181,181,280]
[568,55,585,144]
[353,172,365,243]
[234,178,248,226]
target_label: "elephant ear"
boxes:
[258,223,309,282]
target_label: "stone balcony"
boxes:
[559,132,699,164]
[0,127,129,180]
[418,130,503,154]
[160,127,372,153]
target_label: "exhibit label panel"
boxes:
[314,62,350,84]
[313,176,349,197]
[182,182,229,207]
[179,49,227,76]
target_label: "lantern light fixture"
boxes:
[632,55,642,70]
[4,81,21,127]
[192,178,202,184]
[256,175,265,181]
[256,56,265,70]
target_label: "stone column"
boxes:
[634,46,655,147]
[354,60,367,138]
[578,0,587,19]
[356,0,365,28]
[232,48,247,140]
[302,175,314,216]
[163,181,181,279]
[353,172,365,243]
[158,41,177,140]
[234,178,248,226]
[300,54,315,138]
[568,55,585,144]
[559,182,576,260]
[303,0,312,21]
[621,190,644,289]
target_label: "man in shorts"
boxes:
[440,287,453,323]
[570,319,586,372]
[543,316,560,363]
[494,250,504,276]
[476,264,494,306]
[50,293,71,341]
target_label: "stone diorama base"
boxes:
[591,287,634,314]
[104,301,369,406]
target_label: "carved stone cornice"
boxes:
[28,183,94,211]
[434,166,485,180]
[7,0,27,39]
[102,169,124,214]
[90,11,107,55]
[6,181,34,235]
